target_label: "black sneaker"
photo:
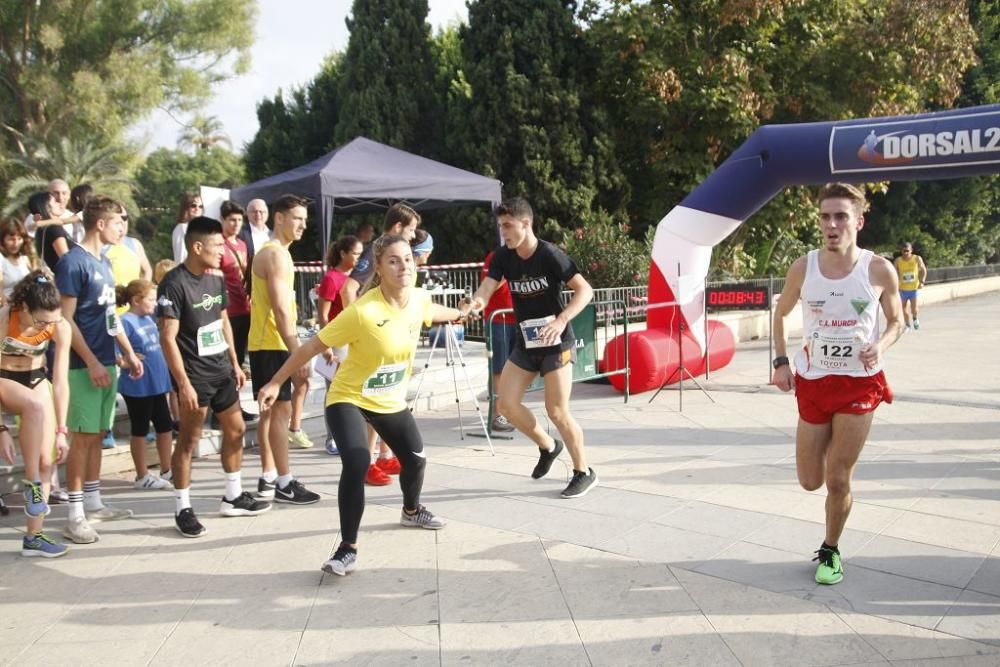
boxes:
[321,544,357,576]
[220,491,272,517]
[531,439,564,479]
[560,467,598,499]
[274,479,320,505]
[257,476,276,500]
[175,508,207,538]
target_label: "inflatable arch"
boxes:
[607,103,1000,393]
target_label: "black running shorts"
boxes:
[508,345,576,377]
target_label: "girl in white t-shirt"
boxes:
[0,219,37,306]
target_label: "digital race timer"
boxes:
[705,284,771,311]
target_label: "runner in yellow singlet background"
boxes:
[893,242,927,331]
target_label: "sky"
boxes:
[133,0,469,153]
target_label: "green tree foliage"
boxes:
[0,0,255,215]
[2,135,137,217]
[244,55,343,182]
[864,180,1000,266]
[334,0,436,152]
[587,0,978,277]
[561,213,651,289]
[134,147,245,262]
[867,0,1000,266]
[0,0,254,149]
[458,0,615,230]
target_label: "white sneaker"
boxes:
[85,504,134,523]
[62,517,99,544]
[400,505,446,530]
[134,473,171,490]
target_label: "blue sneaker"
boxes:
[324,437,339,455]
[102,430,115,449]
[145,430,156,442]
[22,532,68,558]
[22,480,50,517]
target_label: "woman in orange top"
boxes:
[0,270,72,557]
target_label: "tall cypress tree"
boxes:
[334,0,436,152]
[458,0,617,230]
[244,56,343,182]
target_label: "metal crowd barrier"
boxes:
[481,300,630,438]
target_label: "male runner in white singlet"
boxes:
[772,183,904,585]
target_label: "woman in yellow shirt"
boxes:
[258,234,472,576]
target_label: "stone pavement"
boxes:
[0,291,998,666]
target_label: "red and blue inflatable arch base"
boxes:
[605,103,1000,393]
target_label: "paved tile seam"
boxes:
[146,511,259,665]
[666,565,748,667]
[829,608,1000,665]
[435,530,444,666]
[828,607,896,665]
[539,539,596,667]
[289,566,329,667]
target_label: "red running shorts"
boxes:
[794,370,893,425]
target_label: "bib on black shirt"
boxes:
[157,265,232,384]
[487,240,580,351]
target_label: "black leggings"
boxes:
[122,393,173,437]
[326,402,426,545]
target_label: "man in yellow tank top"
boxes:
[893,242,926,331]
[248,194,319,505]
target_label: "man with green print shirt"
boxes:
[157,216,270,538]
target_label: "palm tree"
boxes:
[2,135,137,216]
[177,114,233,152]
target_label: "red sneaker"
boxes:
[376,456,401,475]
[365,464,392,486]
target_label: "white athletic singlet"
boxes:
[794,249,882,379]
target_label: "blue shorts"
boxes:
[900,289,919,301]
[488,322,517,375]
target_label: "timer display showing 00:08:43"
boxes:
[705,287,770,310]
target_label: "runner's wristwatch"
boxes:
[772,356,789,369]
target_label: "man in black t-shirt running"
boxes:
[158,217,270,537]
[468,197,597,498]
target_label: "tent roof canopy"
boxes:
[231,137,502,214]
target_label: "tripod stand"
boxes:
[409,322,495,455]
[648,318,716,411]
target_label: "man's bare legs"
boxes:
[497,362,586,468]
[266,399,292,477]
[796,412,873,546]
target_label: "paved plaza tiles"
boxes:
[1,291,998,666]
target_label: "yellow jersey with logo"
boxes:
[317,287,433,413]
[249,240,297,351]
[106,240,143,316]
[894,256,920,291]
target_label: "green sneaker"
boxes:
[813,546,844,585]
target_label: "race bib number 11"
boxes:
[362,361,408,396]
[197,319,228,357]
